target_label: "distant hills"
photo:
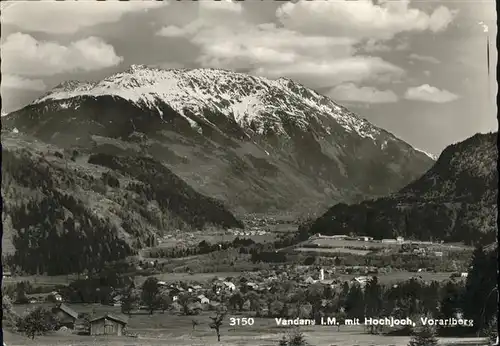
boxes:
[303,132,498,245]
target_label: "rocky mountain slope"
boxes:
[303,132,498,245]
[2,65,434,213]
[1,132,243,275]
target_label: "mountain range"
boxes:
[302,132,498,245]
[2,65,434,214]
[4,65,494,275]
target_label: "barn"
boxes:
[90,314,128,336]
[51,304,78,329]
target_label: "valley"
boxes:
[2,66,497,346]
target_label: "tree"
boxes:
[18,307,59,339]
[439,281,461,320]
[209,311,226,342]
[15,282,29,304]
[336,310,347,331]
[482,315,498,344]
[178,293,197,315]
[278,329,308,346]
[155,290,172,314]
[192,319,199,330]
[229,291,245,311]
[121,288,140,316]
[462,245,498,333]
[345,283,365,320]
[2,295,19,328]
[364,277,383,334]
[408,323,438,346]
[141,277,160,314]
[80,313,92,335]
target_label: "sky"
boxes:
[1,0,497,155]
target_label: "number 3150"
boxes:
[229,317,255,326]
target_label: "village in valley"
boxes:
[3,216,490,346]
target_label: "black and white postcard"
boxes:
[1,1,498,345]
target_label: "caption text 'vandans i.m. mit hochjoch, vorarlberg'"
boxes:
[273,317,474,328]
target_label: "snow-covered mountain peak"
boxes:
[51,80,97,93]
[32,65,398,141]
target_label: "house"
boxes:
[358,236,373,242]
[112,295,122,307]
[90,314,128,336]
[353,276,370,286]
[49,291,63,302]
[434,251,443,257]
[246,282,259,290]
[382,239,397,244]
[396,236,405,243]
[52,304,78,329]
[460,272,468,278]
[222,281,236,291]
[304,276,316,284]
[197,295,210,304]
[3,271,12,278]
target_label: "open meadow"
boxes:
[5,304,488,346]
[305,238,472,253]
[155,230,276,250]
[295,247,372,256]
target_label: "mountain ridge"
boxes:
[302,132,498,244]
[3,65,435,213]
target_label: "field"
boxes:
[307,238,472,252]
[155,231,275,250]
[6,303,488,346]
[335,271,455,284]
[295,247,372,256]
[310,239,396,249]
[2,275,77,286]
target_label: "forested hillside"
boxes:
[2,132,243,275]
[303,132,498,245]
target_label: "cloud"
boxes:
[157,25,188,38]
[198,0,243,14]
[276,0,458,40]
[328,83,398,103]
[409,53,440,64]
[405,84,459,103]
[1,33,123,76]
[252,56,404,88]
[361,38,410,53]
[157,6,404,89]
[1,74,47,91]
[1,1,166,34]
